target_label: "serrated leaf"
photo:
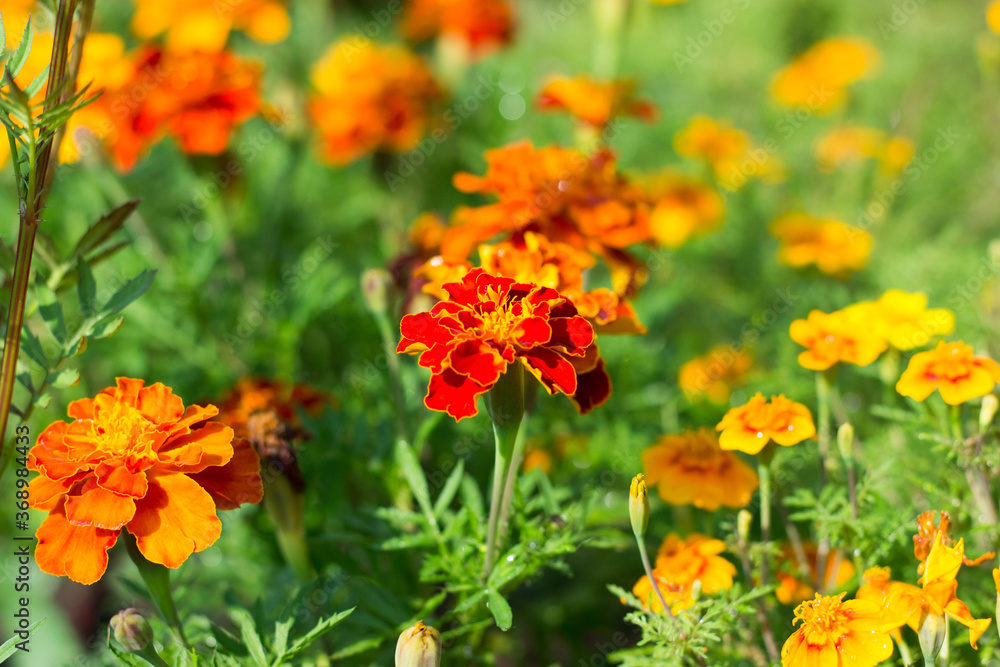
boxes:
[486,590,512,630]
[460,474,485,522]
[15,370,31,390]
[76,257,96,318]
[395,439,433,519]
[271,616,293,662]
[282,608,353,660]
[19,326,46,368]
[48,367,79,388]
[66,335,87,356]
[33,392,50,408]
[433,458,464,518]
[231,609,267,667]
[102,269,155,316]
[23,63,47,98]
[89,316,123,339]
[36,283,66,342]
[7,18,32,78]
[0,619,44,661]
[72,199,140,258]
[3,68,29,109]
[0,12,6,49]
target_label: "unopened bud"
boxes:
[361,268,391,315]
[737,510,753,544]
[396,621,441,667]
[837,422,855,462]
[109,608,153,653]
[918,613,947,663]
[981,394,999,432]
[691,579,702,602]
[629,474,649,538]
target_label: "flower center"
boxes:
[796,594,849,643]
[90,401,155,457]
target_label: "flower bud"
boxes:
[837,422,855,462]
[981,394,999,432]
[110,608,153,653]
[629,474,649,538]
[737,510,753,545]
[361,268,391,315]
[690,579,702,603]
[396,621,441,667]
[918,613,946,663]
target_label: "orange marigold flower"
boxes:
[717,393,815,455]
[781,592,906,667]
[848,289,954,351]
[522,447,553,474]
[897,341,1000,405]
[770,38,880,114]
[640,171,725,248]
[678,345,752,404]
[632,533,736,614]
[216,377,333,439]
[27,378,263,585]
[308,38,444,166]
[814,125,915,176]
[912,511,994,574]
[641,428,758,510]
[674,115,747,171]
[397,268,611,421]
[989,0,1000,34]
[131,0,290,52]
[790,308,888,371]
[775,543,856,606]
[537,76,657,128]
[770,213,872,276]
[401,0,514,60]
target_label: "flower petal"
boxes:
[424,368,490,421]
[520,348,578,396]
[187,437,263,510]
[65,479,137,530]
[95,463,149,498]
[568,357,611,415]
[35,499,119,585]
[128,474,222,568]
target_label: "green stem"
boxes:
[816,370,832,486]
[592,0,630,78]
[482,366,524,581]
[263,475,315,582]
[136,645,171,667]
[952,404,999,525]
[896,633,913,666]
[124,533,189,647]
[636,537,672,617]
[757,445,774,589]
[374,310,409,445]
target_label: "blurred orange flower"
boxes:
[716,393,815,455]
[848,289,954,351]
[781,593,905,667]
[522,447,553,474]
[814,125,914,175]
[401,0,513,60]
[632,533,736,614]
[639,171,725,248]
[397,268,611,420]
[675,116,786,190]
[678,345,752,404]
[537,76,657,128]
[775,543,856,605]
[641,428,758,510]
[216,377,333,439]
[308,38,444,165]
[789,308,888,371]
[27,378,263,585]
[770,213,872,276]
[896,341,1000,405]
[770,37,879,113]
[131,0,290,52]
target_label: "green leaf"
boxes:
[271,615,293,664]
[0,12,6,50]
[395,439,433,519]
[460,474,485,522]
[231,609,268,667]
[7,18,32,78]
[72,199,141,258]
[33,392,49,408]
[433,459,464,518]
[23,63,46,99]
[18,327,46,368]
[102,269,156,316]
[65,335,87,356]
[0,619,45,661]
[36,283,66,343]
[281,608,353,661]
[76,257,96,318]
[329,636,383,660]
[89,316,123,339]
[47,367,79,389]
[486,590,512,631]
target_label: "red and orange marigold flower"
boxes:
[632,533,736,615]
[397,268,611,421]
[716,393,815,455]
[537,76,657,128]
[896,341,1000,405]
[215,377,334,438]
[790,308,888,371]
[27,378,263,585]
[401,0,514,60]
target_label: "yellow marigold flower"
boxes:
[879,136,916,175]
[674,115,749,172]
[775,543,856,606]
[537,76,657,128]
[912,510,994,574]
[849,289,954,351]
[632,533,736,614]
[781,592,905,667]
[678,345,752,404]
[897,341,1000,405]
[770,38,880,114]
[131,0,290,52]
[770,213,872,276]
[641,171,725,249]
[790,308,888,371]
[989,0,1000,34]
[716,393,816,455]
[641,428,758,511]
[814,125,914,176]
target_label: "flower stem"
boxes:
[482,365,524,581]
[735,528,779,663]
[635,537,672,619]
[815,370,832,486]
[263,475,315,582]
[952,404,999,525]
[124,533,189,647]
[757,444,775,589]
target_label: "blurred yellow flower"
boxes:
[847,289,954,351]
[674,115,785,190]
[641,427,758,510]
[770,213,872,276]
[678,345,752,404]
[641,171,725,248]
[897,341,1000,405]
[989,0,1000,34]
[814,125,915,175]
[790,308,888,371]
[131,0,290,52]
[632,533,736,614]
[717,393,815,455]
[770,38,879,113]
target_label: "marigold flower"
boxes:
[989,0,1000,34]
[397,268,611,421]
[216,377,333,439]
[401,0,513,60]
[522,447,553,474]
[770,213,872,276]
[897,341,1000,405]
[673,115,749,179]
[912,511,993,574]
[131,0,290,52]
[717,393,815,455]
[640,171,725,248]
[789,308,888,371]
[770,38,879,113]
[848,289,954,351]
[537,76,657,128]
[632,533,736,614]
[678,345,752,404]
[27,378,263,585]
[308,38,444,165]
[813,125,914,176]
[775,543,856,606]
[780,592,905,667]
[641,428,758,510]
